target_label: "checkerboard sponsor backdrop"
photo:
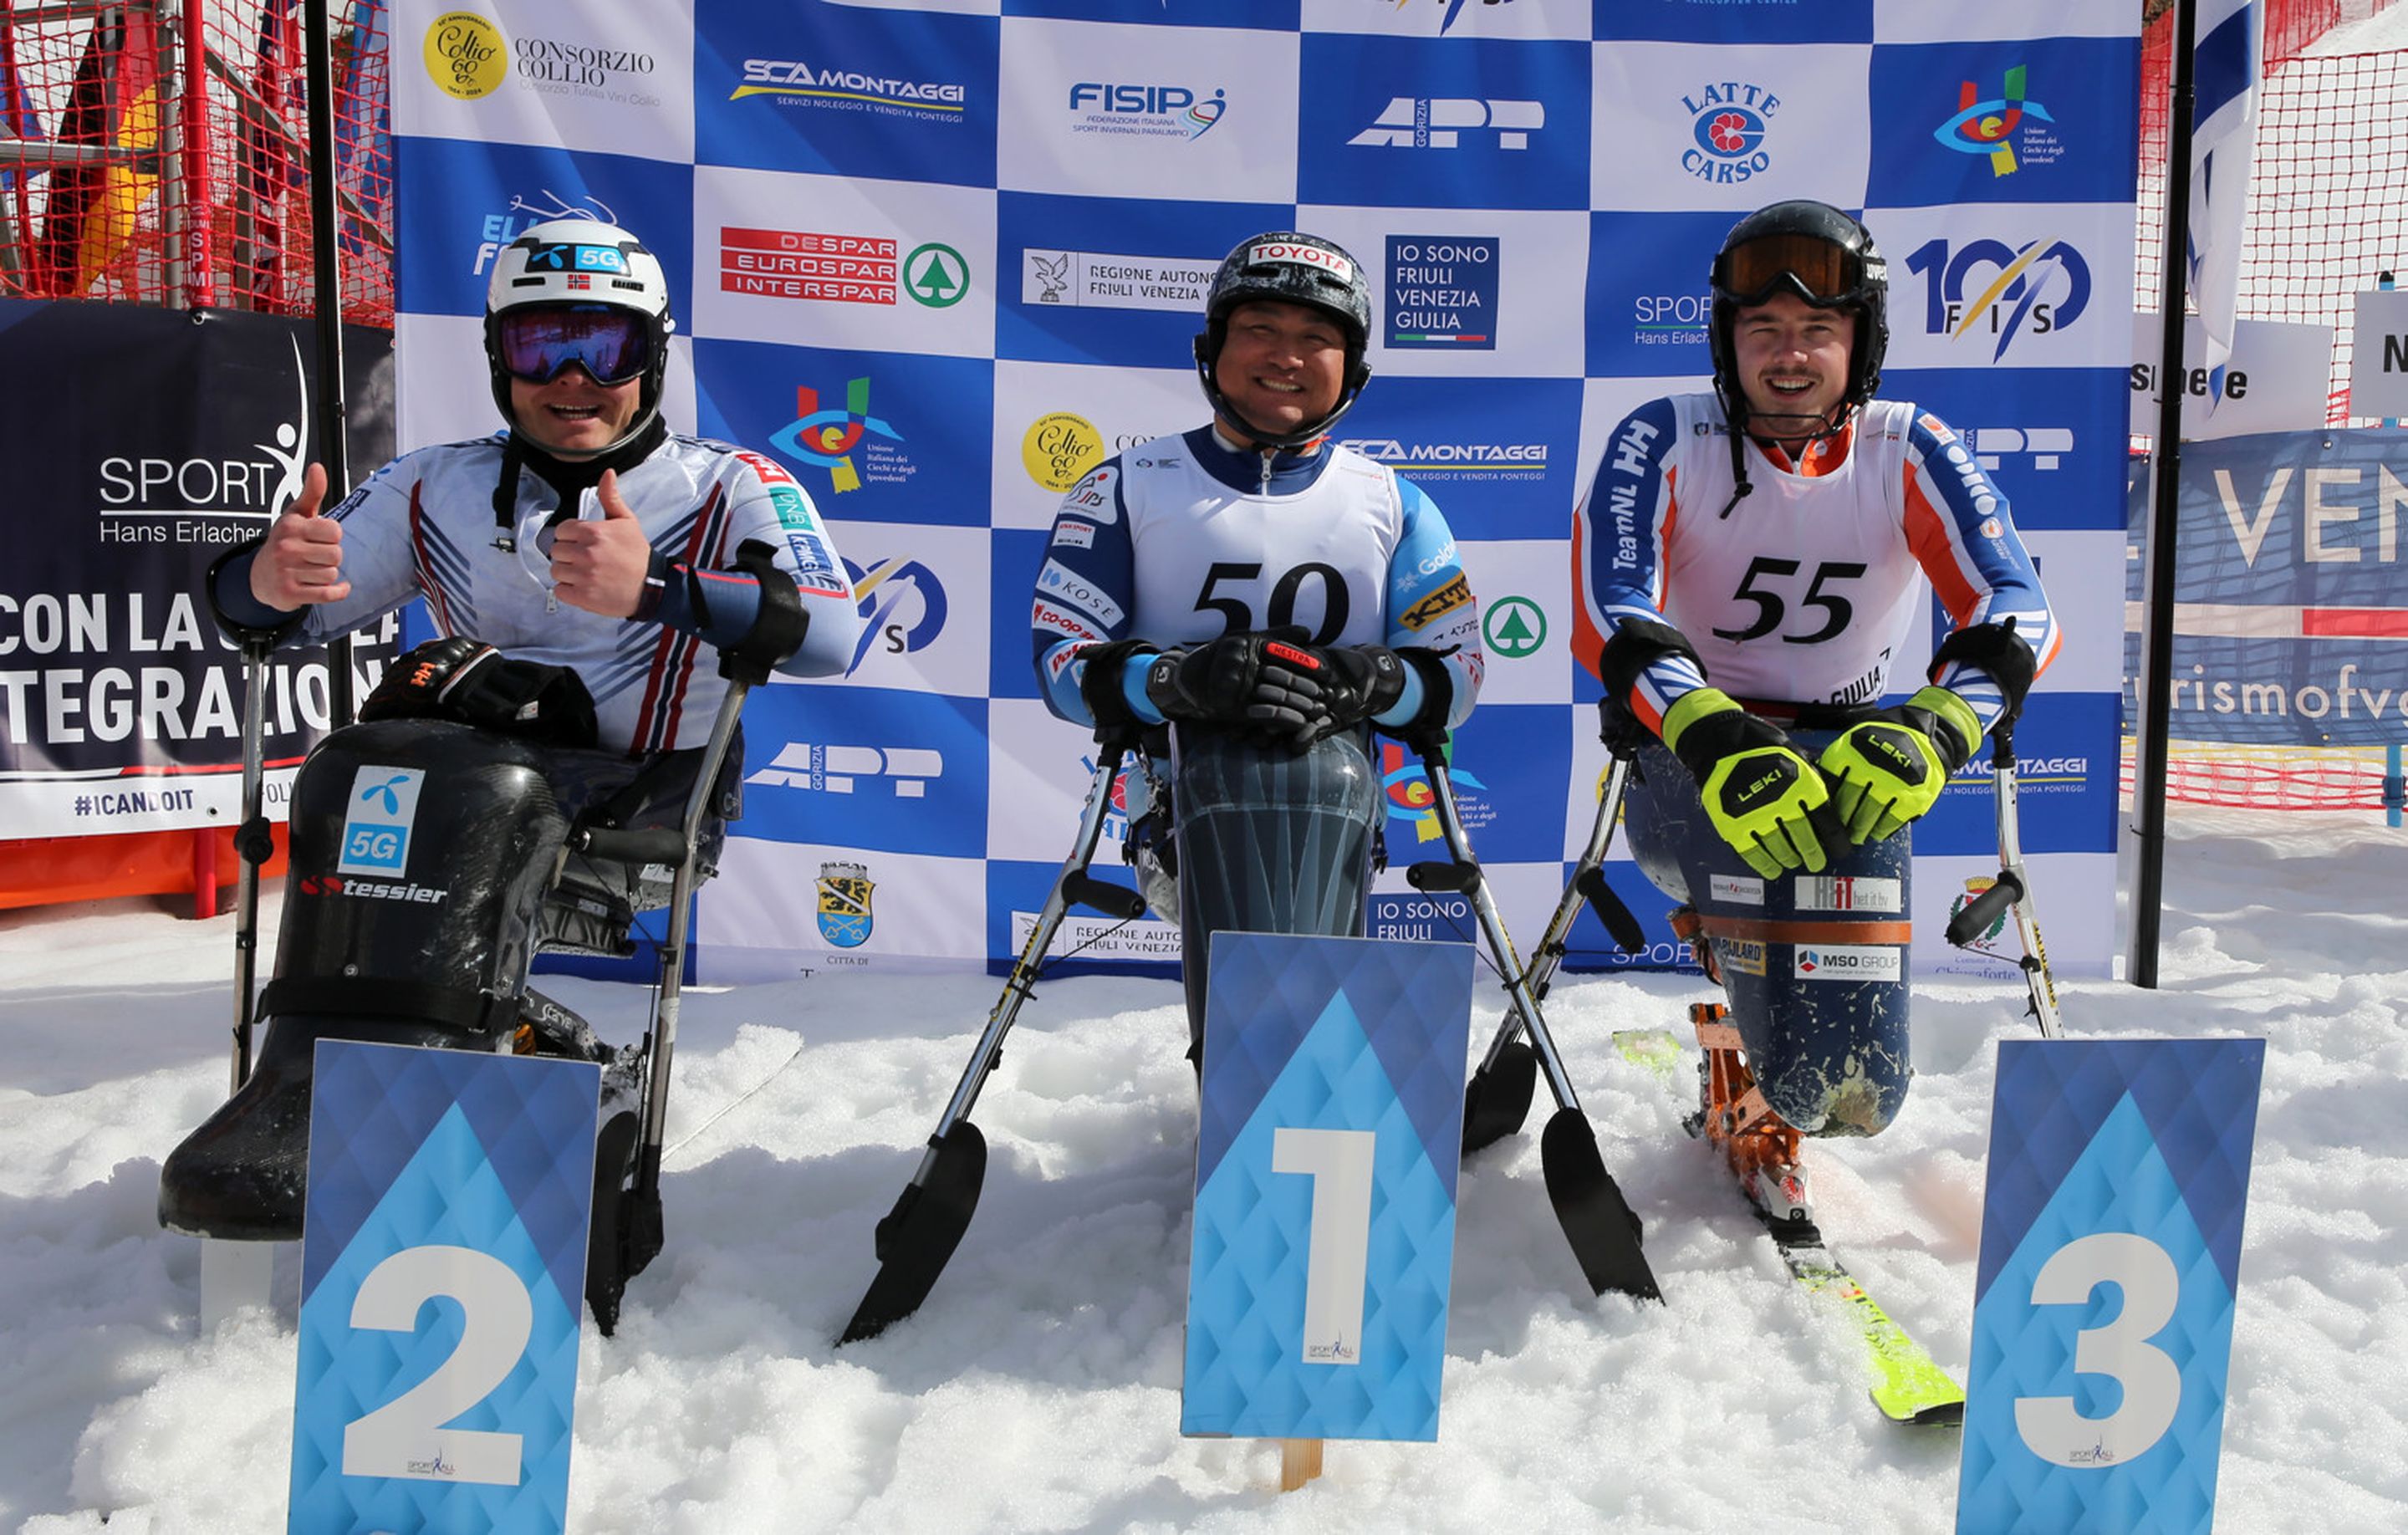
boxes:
[392,0,2135,984]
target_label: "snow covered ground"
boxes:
[1,805,2401,1532]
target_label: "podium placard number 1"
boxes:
[1956,1038,2266,1534]
[288,1039,599,1535]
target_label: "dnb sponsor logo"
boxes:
[771,379,906,495]
[1385,236,1497,349]
[1933,66,2060,177]
[1024,249,1215,312]
[1904,235,2092,363]
[1680,81,1779,185]
[748,742,941,798]
[468,190,618,277]
[733,58,967,121]
[1350,98,1541,150]
[844,555,946,676]
[1066,82,1226,140]
[720,228,969,309]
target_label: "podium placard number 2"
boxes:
[288,1040,599,1535]
[1956,1038,2265,1534]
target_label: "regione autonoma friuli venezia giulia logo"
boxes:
[720,228,968,308]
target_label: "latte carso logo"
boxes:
[1681,81,1778,185]
[1349,97,1542,150]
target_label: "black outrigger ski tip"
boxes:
[1461,1040,1538,1155]
[1538,1107,1661,1303]
[839,1121,989,1344]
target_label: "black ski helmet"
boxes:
[1707,199,1889,425]
[1192,231,1375,448]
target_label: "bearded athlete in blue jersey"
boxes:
[1574,201,2058,1224]
[1031,232,1485,1058]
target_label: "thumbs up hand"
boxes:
[550,468,654,618]
[251,462,349,609]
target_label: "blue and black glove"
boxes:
[1662,687,1839,880]
[1816,686,1981,844]
[1144,630,1327,745]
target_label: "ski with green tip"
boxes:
[1613,1028,1967,1427]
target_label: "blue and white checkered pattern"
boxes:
[390,0,2137,983]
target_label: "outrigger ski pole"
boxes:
[840,734,1146,1344]
[1461,750,1646,1155]
[1943,720,2064,1038]
[227,637,277,1090]
[1408,742,1661,1303]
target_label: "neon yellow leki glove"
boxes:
[1661,688,1839,880]
[1817,685,1982,844]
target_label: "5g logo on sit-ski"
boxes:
[338,767,426,876]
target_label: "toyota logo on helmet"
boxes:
[1192,230,1376,450]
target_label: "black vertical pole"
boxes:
[2131,0,2201,989]
[304,0,353,724]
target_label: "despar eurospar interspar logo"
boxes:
[719,227,969,308]
[1064,80,1227,139]
[769,377,906,494]
[1678,79,1780,185]
[1933,64,2060,177]
[1901,232,2093,363]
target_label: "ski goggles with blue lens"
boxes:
[495,304,653,385]
[1714,232,1871,309]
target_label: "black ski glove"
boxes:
[1248,643,1411,745]
[1074,638,1156,734]
[1144,630,1324,745]
[362,635,599,747]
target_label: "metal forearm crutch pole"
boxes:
[228,639,274,1091]
[1467,756,1633,1079]
[1944,722,2064,1039]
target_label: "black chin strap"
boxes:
[491,415,671,548]
[1711,399,1855,521]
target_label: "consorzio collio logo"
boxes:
[423,13,506,100]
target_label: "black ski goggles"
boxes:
[496,304,652,386]
[1714,232,1872,309]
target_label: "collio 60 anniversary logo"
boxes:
[424,13,507,100]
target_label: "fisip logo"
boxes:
[1901,235,2092,362]
[721,228,969,309]
[1933,66,2060,178]
[1349,97,1542,150]
[95,337,307,547]
[1680,80,1779,185]
[1065,82,1227,140]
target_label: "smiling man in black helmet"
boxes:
[1569,199,2060,1222]
[1031,231,1486,1059]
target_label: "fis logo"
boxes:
[336,767,425,876]
[1349,97,1542,150]
[749,743,942,798]
[844,555,948,676]
[1933,66,2055,177]
[1904,235,2093,361]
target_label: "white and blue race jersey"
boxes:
[1031,426,1483,730]
[298,433,860,755]
[1573,394,2058,733]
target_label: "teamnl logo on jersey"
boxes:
[337,767,426,876]
[1385,235,1498,349]
[732,55,969,125]
[1678,80,1780,186]
[1933,65,2061,177]
[845,553,947,676]
[718,227,971,309]
[770,378,905,495]
[1350,96,1542,150]
[1066,81,1227,139]
[1902,234,2092,363]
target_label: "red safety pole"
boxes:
[178,0,213,305]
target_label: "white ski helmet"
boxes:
[482,217,675,455]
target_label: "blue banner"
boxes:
[1183,932,1473,1441]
